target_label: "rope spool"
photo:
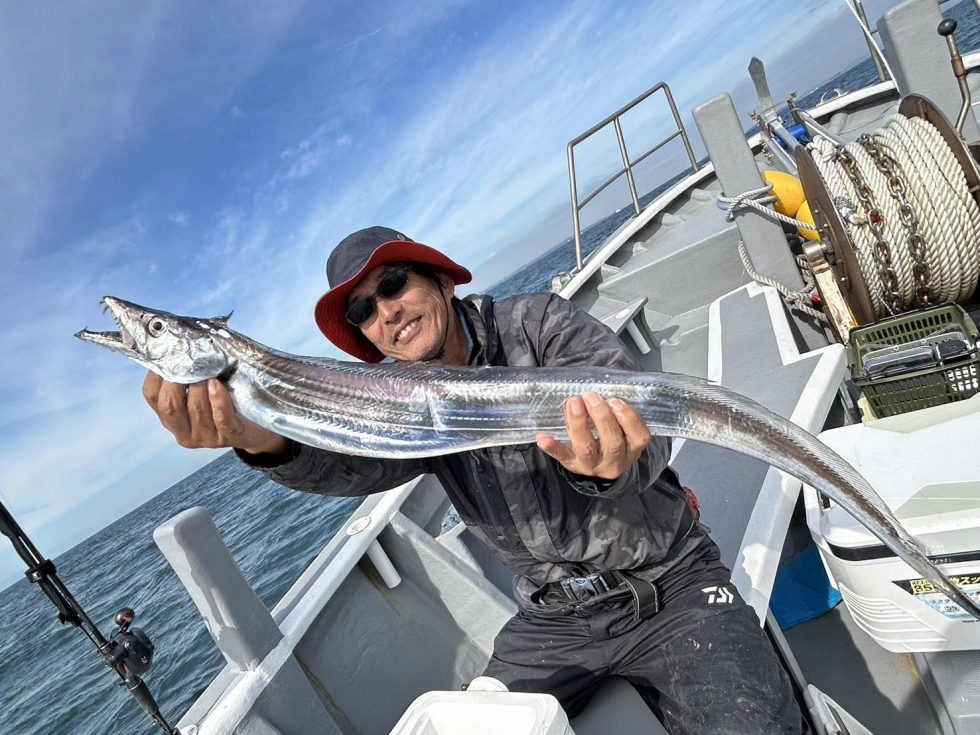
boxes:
[797,97,980,325]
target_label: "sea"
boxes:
[3,5,980,732]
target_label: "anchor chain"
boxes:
[834,144,903,314]
[858,134,932,307]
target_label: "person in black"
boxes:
[142,226,805,734]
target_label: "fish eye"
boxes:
[147,318,168,337]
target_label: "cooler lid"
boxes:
[821,481,980,554]
[812,398,980,555]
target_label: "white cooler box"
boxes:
[390,678,575,735]
[803,396,980,653]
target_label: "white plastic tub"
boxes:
[390,679,575,735]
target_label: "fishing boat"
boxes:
[152,1,980,732]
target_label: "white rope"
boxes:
[879,117,953,299]
[716,184,827,322]
[902,116,980,295]
[808,116,980,318]
[737,241,826,321]
[719,114,980,323]
[717,184,815,229]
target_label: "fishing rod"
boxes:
[0,497,178,734]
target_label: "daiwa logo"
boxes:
[702,586,733,604]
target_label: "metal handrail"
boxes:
[566,81,699,270]
[851,0,890,82]
[852,0,980,83]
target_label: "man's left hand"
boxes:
[536,392,652,481]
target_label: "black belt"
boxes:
[549,569,661,621]
[545,501,695,605]
[556,570,623,601]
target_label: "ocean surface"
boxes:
[3,6,980,732]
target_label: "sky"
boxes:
[0,0,912,587]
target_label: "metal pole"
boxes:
[854,0,889,82]
[564,81,701,271]
[613,117,642,216]
[566,144,584,270]
[662,84,700,172]
[938,18,973,136]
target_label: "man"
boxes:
[143,226,805,734]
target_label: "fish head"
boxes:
[76,296,235,383]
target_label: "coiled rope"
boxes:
[809,114,980,318]
[717,185,827,321]
[722,114,980,322]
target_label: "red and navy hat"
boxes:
[315,226,472,362]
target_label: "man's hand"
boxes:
[142,372,290,456]
[536,392,652,481]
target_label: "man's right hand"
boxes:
[142,372,290,457]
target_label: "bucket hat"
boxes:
[315,226,471,362]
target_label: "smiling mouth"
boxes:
[395,317,421,344]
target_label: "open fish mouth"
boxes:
[74,297,141,357]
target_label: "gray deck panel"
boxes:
[656,312,709,379]
[671,448,770,571]
[629,184,732,264]
[786,605,938,735]
[294,516,514,735]
[670,287,831,570]
[597,230,749,316]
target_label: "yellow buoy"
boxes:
[762,170,805,217]
[795,199,820,241]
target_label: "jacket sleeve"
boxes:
[235,442,430,497]
[529,293,671,498]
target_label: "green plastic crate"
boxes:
[847,303,980,418]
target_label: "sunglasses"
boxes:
[345,267,412,326]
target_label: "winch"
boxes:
[770,19,980,419]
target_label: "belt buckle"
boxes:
[560,573,609,601]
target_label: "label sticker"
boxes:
[894,574,980,621]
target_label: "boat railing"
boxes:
[849,0,980,83]
[566,81,700,271]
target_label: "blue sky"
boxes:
[0,0,895,586]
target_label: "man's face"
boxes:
[349,265,455,362]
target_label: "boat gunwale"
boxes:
[178,479,422,733]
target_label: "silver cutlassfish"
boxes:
[76,296,980,620]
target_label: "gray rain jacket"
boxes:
[241,293,698,606]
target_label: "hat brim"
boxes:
[315,240,472,362]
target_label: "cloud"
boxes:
[0,0,307,261]
[162,0,870,349]
[143,0,847,339]
[279,123,341,181]
[0,367,176,524]
[0,1,169,258]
